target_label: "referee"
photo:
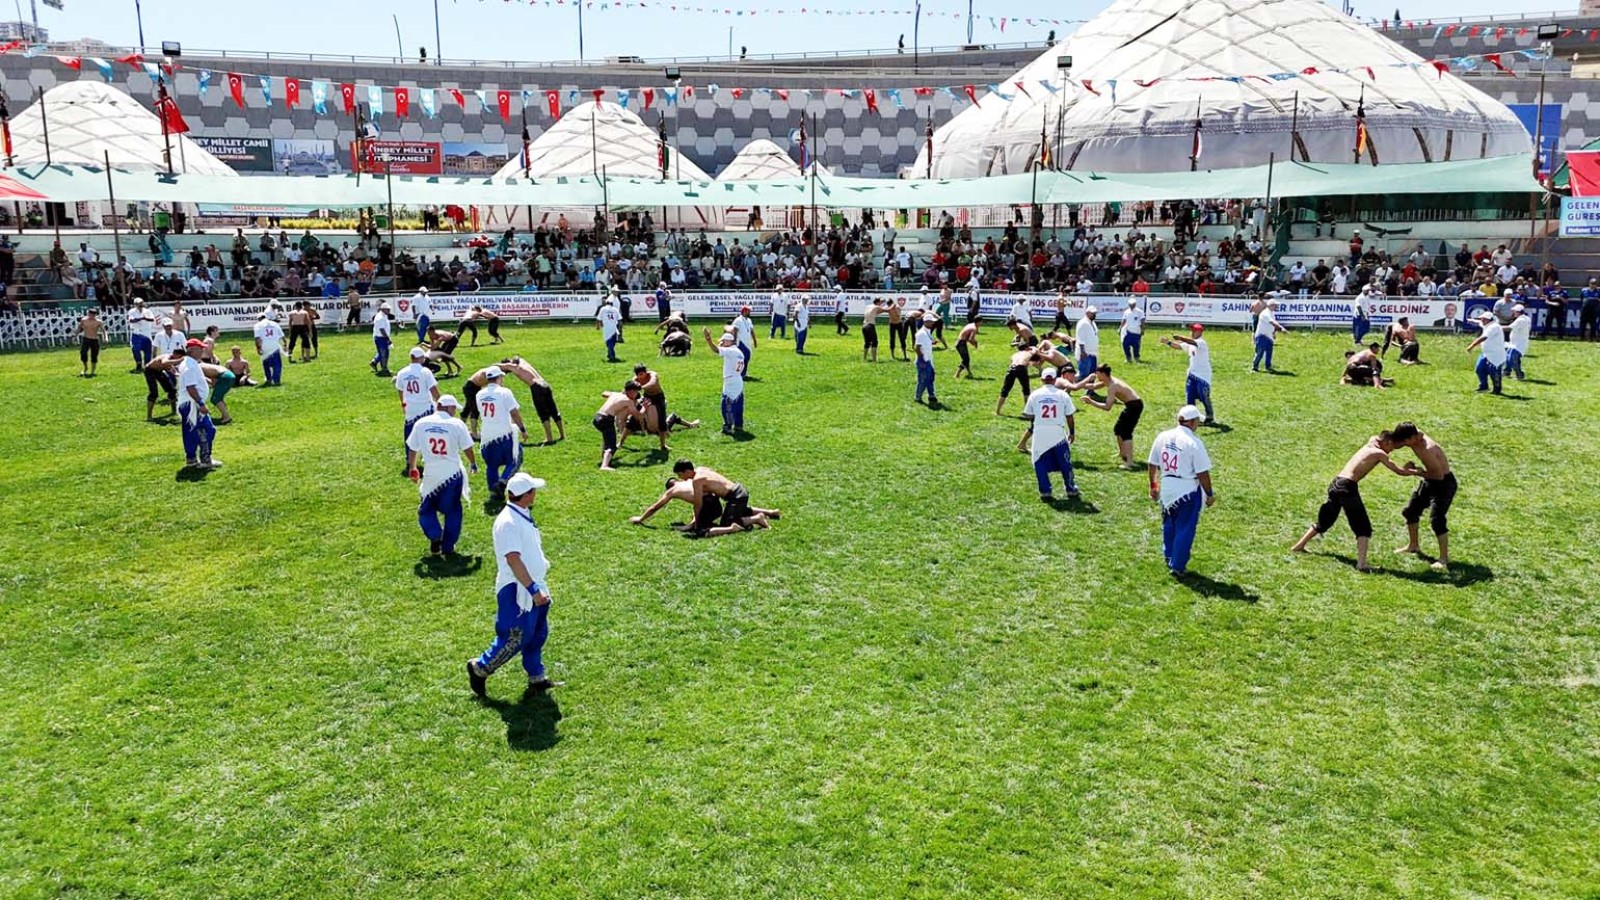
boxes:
[468,473,558,696]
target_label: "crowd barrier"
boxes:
[0,290,1521,351]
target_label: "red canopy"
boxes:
[1566,151,1600,198]
[0,174,47,201]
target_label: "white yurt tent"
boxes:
[915,0,1532,176]
[716,138,803,229]
[12,80,238,175]
[487,100,721,229]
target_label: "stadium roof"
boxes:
[11,81,238,177]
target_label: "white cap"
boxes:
[437,394,460,408]
[1177,404,1204,422]
[1085,305,1097,314]
[160,317,173,325]
[506,472,546,496]
[257,312,268,319]
[133,298,145,305]
[483,365,504,379]
[1266,298,1279,306]
[1127,298,1137,307]
[718,331,736,343]
[1512,303,1525,312]
[1041,367,1058,380]
[379,301,391,309]
[409,347,427,359]
[418,286,429,293]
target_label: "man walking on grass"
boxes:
[705,328,747,435]
[371,301,394,376]
[1148,405,1214,576]
[1290,430,1410,572]
[395,347,441,463]
[1161,325,1215,423]
[477,366,528,496]
[914,317,939,407]
[1022,368,1078,501]
[405,395,478,558]
[468,472,558,697]
[177,339,222,471]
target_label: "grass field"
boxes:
[3,319,1599,898]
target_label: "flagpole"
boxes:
[1354,85,1365,165]
[522,108,532,231]
[105,150,127,302]
[36,85,50,167]
[386,160,395,261]
[1289,90,1299,162]
[809,111,818,234]
[913,0,921,74]
[1189,96,1202,172]
[923,107,933,179]
[577,0,585,61]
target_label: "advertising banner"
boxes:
[443,142,512,176]
[1559,196,1600,237]
[273,138,343,175]
[191,136,275,173]
[352,140,443,175]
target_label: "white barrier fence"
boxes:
[1,290,1503,351]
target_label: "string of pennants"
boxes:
[498,0,1081,31]
[0,41,1551,121]
[1382,21,1595,43]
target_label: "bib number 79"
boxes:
[481,401,496,418]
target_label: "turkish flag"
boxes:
[731,87,743,100]
[155,94,190,134]
[643,88,654,110]
[496,90,511,121]
[545,90,560,118]
[284,77,301,109]
[1565,151,1600,196]
[449,88,465,107]
[775,88,789,101]
[227,72,245,108]
[962,84,977,104]
[340,83,355,114]
[592,88,604,103]
[395,87,410,118]
[56,56,81,70]
[863,89,877,113]
[913,87,933,96]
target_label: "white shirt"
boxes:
[1254,309,1279,341]
[1009,300,1032,327]
[1120,307,1145,337]
[596,304,621,338]
[1184,338,1213,383]
[411,291,433,320]
[1149,425,1212,510]
[175,356,208,408]
[493,502,550,612]
[794,302,810,330]
[732,315,755,347]
[771,293,788,317]
[254,320,284,356]
[1075,315,1100,359]
[127,308,156,338]
[405,411,474,497]
[153,329,187,357]
[1474,319,1507,365]
[914,325,934,360]
[1508,315,1532,354]
[476,383,522,443]
[372,311,391,339]
[717,344,745,397]
[394,363,439,420]
[1023,385,1076,460]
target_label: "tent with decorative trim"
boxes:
[914,0,1533,177]
[11,80,237,176]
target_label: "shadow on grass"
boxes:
[1264,369,1297,377]
[1176,572,1260,603]
[1044,496,1101,514]
[727,429,758,442]
[415,554,484,580]
[1201,421,1235,434]
[1521,378,1557,386]
[1492,392,1534,402]
[175,466,213,483]
[617,448,669,468]
[1329,553,1493,587]
[478,687,563,752]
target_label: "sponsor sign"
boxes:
[1559,196,1600,237]
[191,136,274,173]
[443,142,512,176]
[273,138,343,175]
[352,140,443,176]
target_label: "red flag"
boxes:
[1013,81,1031,98]
[1443,24,1457,36]
[340,83,355,114]
[864,89,877,113]
[155,94,189,134]
[449,88,465,107]
[683,85,694,100]
[56,56,81,70]
[1431,60,1449,78]
[731,87,743,99]
[1485,53,1510,74]
[1081,80,1100,96]
[642,87,654,110]
[116,52,144,68]
[1300,67,1319,75]
[284,78,301,109]
[496,90,511,120]
[775,88,789,101]
[227,72,245,108]
[913,86,933,96]
[395,86,410,118]
[1134,78,1162,88]
[1363,66,1375,80]
[1495,27,1504,40]
[591,88,604,104]
[545,89,560,118]
[962,84,977,104]
[1467,25,1481,37]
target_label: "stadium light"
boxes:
[1537,23,1560,41]
[664,66,681,84]
[161,41,181,58]
[1056,54,1072,72]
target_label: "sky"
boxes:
[19,0,1576,64]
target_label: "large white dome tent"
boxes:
[915,0,1532,176]
[11,80,237,176]
[717,139,800,182]
[486,100,721,230]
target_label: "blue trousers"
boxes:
[915,357,937,402]
[1185,375,1214,422]
[738,341,752,374]
[178,402,216,463]
[605,334,618,362]
[1161,489,1204,574]
[795,327,808,354]
[130,333,153,368]
[770,314,787,338]
[1503,348,1524,379]
[482,434,521,491]
[404,414,426,454]
[1476,355,1503,392]
[262,351,283,385]
[1252,335,1275,370]
[1077,354,1097,381]
[721,392,745,430]
[416,315,431,343]
[419,473,465,553]
[1122,332,1142,362]
[476,582,551,679]
[1033,441,1077,496]
[1352,316,1371,343]
[373,336,391,371]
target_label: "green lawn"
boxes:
[3,321,1598,898]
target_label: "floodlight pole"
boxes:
[105,150,127,303]
[1533,31,1554,249]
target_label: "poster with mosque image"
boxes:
[272,139,343,176]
